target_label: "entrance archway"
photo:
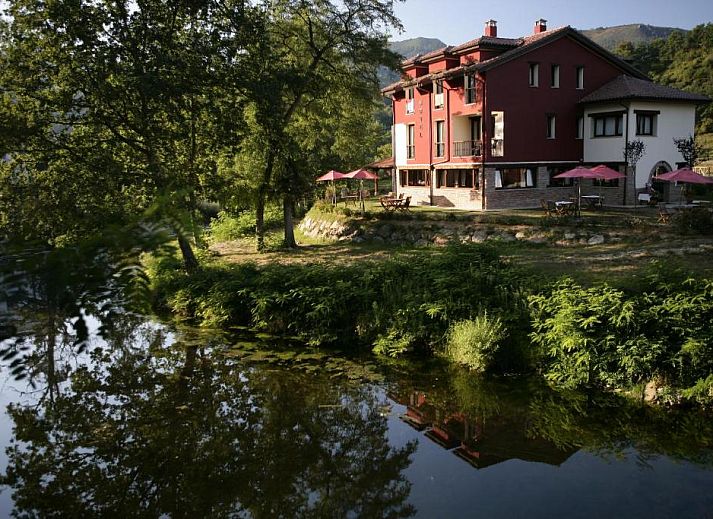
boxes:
[649,161,673,202]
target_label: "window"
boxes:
[406,87,415,114]
[636,112,657,136]
[546,114,556,139]
[592,113,623,137]
[495,168,536,189]
[400,169,429,187]
[529,63,539,87]
[576,66,584,89]
[548,166,574,187]
[407,124,415,158]
[593,177,620,188]
[437,169,476,188]
[465,73,476,104]
[551,64,560,88]
[434,80,444,109]
[435,120,445,157]
[470,116,481,141]
[576,116,584,139]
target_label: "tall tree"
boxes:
[0,0,260,270]
[240,0,402,250]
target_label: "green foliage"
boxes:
[617,23,713,135]
[670,207,713,234]
[151,244,532,361]
[208,208,283,243]
[530,274,713,397]
[445,314,506,372]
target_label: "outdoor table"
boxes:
[341,195,359,205]
[692,200,712,206]
[555,200,575,215]
[379,197,406,211]
[581,195,603,209]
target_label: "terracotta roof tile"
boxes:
[579,75,711,104]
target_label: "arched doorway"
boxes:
[649,161,672,202]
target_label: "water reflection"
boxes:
[1,325,416,517]
[389,366,713,472]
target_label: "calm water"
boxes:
[2,311,713,518]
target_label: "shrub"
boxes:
[671,207,713,235]
[208,207,283,242]
[445,314,506,372]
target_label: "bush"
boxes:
[671,207,713,235]
[208,207,283,242]
[445,314,506,372]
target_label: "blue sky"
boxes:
[391,0,713,43]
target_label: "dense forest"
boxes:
[0,0,400,258]
[616,23,713,136]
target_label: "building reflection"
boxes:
[390,389,576,469]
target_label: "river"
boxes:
[1,308,713,518]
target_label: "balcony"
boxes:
[434,142,445,158]
[407,145,415,159]
[452,140,482,157]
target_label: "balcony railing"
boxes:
[406,99,414,114]
[434,142,445,158]
[434,93,444,108]
[452,140,482,157]
[406,145,415,159]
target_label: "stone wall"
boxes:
[298,213,628,247]
[484,166,627,209]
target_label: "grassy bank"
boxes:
[146,202,713,404]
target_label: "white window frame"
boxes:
[546,114,556,139]
[529,63,539,87]
[576,66,584,90]
[551,64,560,88]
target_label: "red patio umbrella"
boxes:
[590,164,626,180]
[316,170,346,204]
[344,168,378,180]
[345,169,380,210]
[316,170,346,181]
[655,167,713,204]
[345,168,380,198]
[553,166,602,216]
[655,167,713,184]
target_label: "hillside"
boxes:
[379,37,447,88]
[581,24,684,51]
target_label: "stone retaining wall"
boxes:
[298,214,626,247]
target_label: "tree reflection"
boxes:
[1,330,415,518]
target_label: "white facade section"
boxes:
[451,116,471,144]
[394,123,408,166]
[583,101,697,188]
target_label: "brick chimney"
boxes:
[534,19,547,34]
[484,19,497,38]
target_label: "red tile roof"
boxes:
[382,26,648,95]
[579,75,711,104]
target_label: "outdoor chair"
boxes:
[637,193,651,205]
[657,203,672,224]
[546,200,563,216]
[540,199,553,217]
[398,196,412,212]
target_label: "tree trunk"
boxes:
[283,194,297,248]
[178,235,199,274]
[255,149,276,252]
